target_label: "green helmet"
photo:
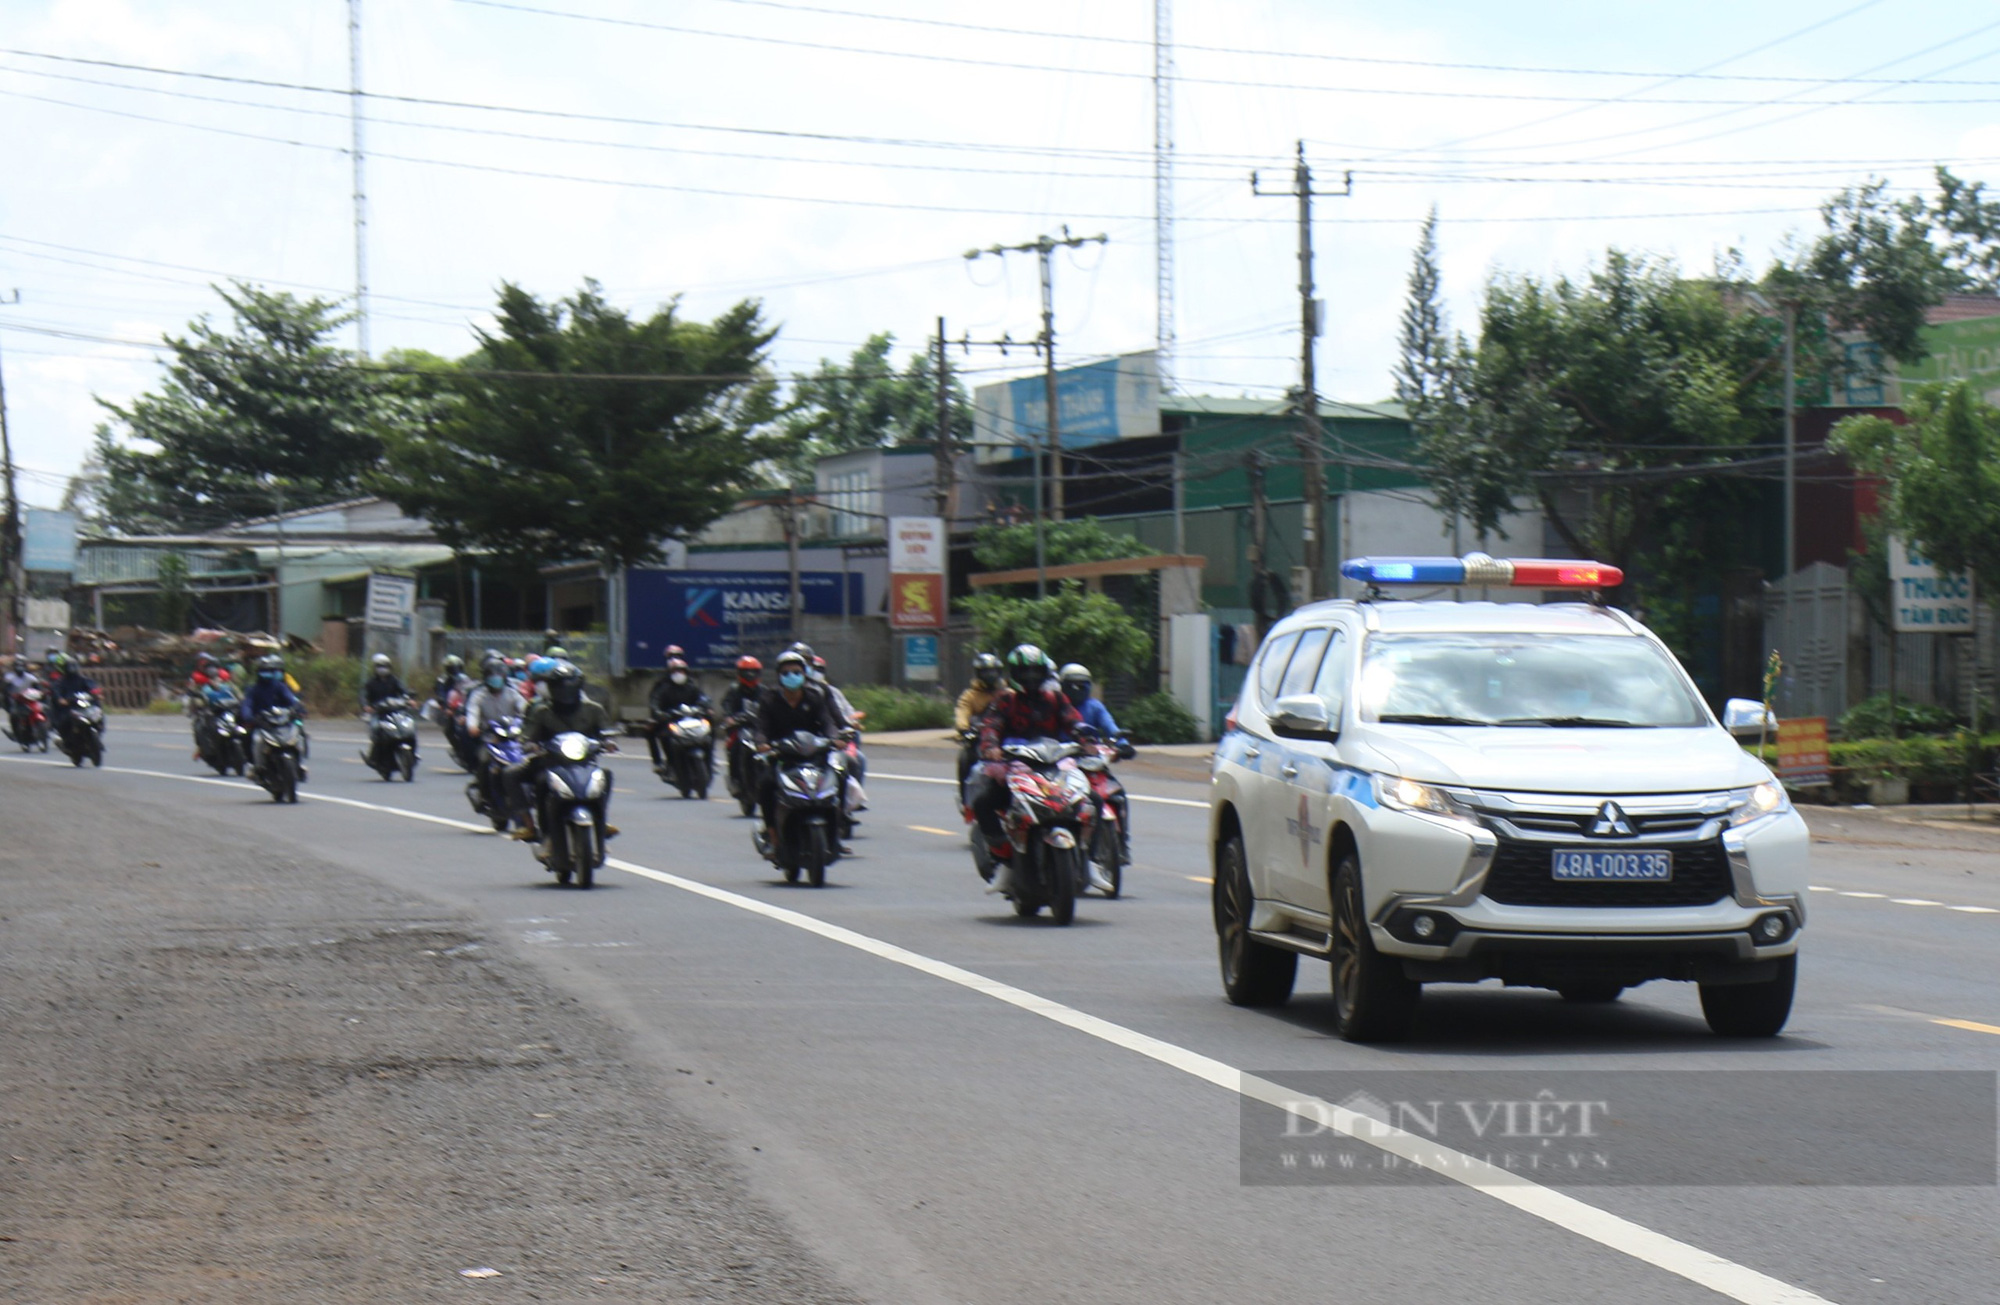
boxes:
[1004,643,1051,692]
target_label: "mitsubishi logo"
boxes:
[1589,801,1635,838]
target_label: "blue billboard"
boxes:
[22,509,78,574]
[972,350,1159,462]
[626,569,867,669]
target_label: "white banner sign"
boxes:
[364,573,418,632]
[889,516,946,574]
[1888,536,1975,633]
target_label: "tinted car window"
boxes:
[1312,628,1351,722]
[1278,627,1331,698]
[1254,631,1302,703]
[1358,632,1706,727]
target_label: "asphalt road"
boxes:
[7,716,2000,1305]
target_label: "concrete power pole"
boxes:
[1153,0,1174,388]
[0,320,21,653]
[932,316,954,522]
[966,227,1107,529]
[348,0,371,355]
[1253,143,1350,604]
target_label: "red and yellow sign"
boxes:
[1775,716,1830,787]
[889,572,946,631]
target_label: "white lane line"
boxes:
[1949,905,2000,914]
[1890,898,1943,907]
[872,770,1208,810]
[1814,887,2000,915]
[0,755,1831,1305]
[1837,891,1885,899]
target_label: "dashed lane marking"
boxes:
[1935,1018,2000,1037]
[1185,876,1213,884]
[907,825,958,837]
[1813,886,2000,915]
[0,753,1834,1305]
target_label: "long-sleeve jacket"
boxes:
[362,675,411,710]
[241,677,302,721]
[754,684,842,747]
[464,684,527,733]
[649,677,711,717]
[1074,695,1121,738]
[721,683,761,720]
[976,686,1082,759]
[522,695,612,747]
[953,685,995,732]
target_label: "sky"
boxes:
[5,0,2000,508]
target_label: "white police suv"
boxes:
[1209,554,1808,1042]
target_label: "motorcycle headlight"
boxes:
[557,734,591,762]
[545,770,576,800]
[1729,781,1789,827]
[585,769,609,799]
[1375,774,1474,823]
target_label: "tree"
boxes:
[377,281,784,571]
[1931,166,2000,293]
[1800,179,1958,371]
[1393,207,1504,537]
[970,518,1154,573]
[94,284,412,533]
[1830,380,2000,581]
[959,581,1153,678]
[781,331,972,476]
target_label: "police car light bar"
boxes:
[1339,553,1624,589]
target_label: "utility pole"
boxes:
[932,316,954,522]
[966,227,1107,528]
[778,493,802,645]
[1153,0,1174,387]
[1171,448,1186,556]
[1247,451,1270,642]
[348,0,371,355]
[0,299,21,655]
[1253,143,1351,604]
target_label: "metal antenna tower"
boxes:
[348,0,371,355]
[1153,0,1174,389]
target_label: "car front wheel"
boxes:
[1329,853,1419,1042]
[1699,955,1796,1037]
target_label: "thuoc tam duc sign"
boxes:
[1887,535,1974,633]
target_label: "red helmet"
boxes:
[663,644,686,659]
[735,655,762,684]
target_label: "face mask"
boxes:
[260,671,280,682]
[779,671,806,691]
[670,672,687,685]
[486,675,504,690]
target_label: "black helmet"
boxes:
[546,660,584,708]
[971,652,1003,690]
[257,654,285,677]
[1004,643,1051,693]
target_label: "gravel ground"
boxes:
[0,771,861,1304]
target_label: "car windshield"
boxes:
[1357,631,1707,728]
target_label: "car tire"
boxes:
[1699,955,1795,1037]
[1329,853,1419,1042]
[1214,831,1296,1007]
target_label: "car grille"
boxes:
[1481,839,1734,908]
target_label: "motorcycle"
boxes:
[655,704,714,800]
[445,687,482,772]
[834,724,867,837]
[56,691,106,768]
[7,687,50,753]
[363,697,419,782]
[532,731,614,889]
[465,718,525,832]
[987,739,1094,925]
[1077,727,1136,899]
[195,695,249,776]
[251,707,307,803]
[723,711,759,817]
[756,729,845,887]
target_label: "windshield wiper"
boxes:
[1378,713,1491,726]
[1497,716,1650,728]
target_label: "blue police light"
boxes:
[1339,556,1467,585]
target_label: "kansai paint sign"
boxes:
[625,569,864,669]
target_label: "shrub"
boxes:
[1838,692,1961,740]
[844,684,953,733]
[1121,692,1199,745]
[289,653,364,719]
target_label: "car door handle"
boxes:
[1244,745,1261,759]
[1280,762,1299,778]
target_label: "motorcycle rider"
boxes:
[751,649,845,855]
[953,652,1004,804]
[646,655,713,770]
[721,655,762,720]
[971,644,1082,888]
[47,653,101,732]
[430,654,471,715]
[1059,662,1136,880]
[464,656,526,737]
[360,654,414,769]
[508,661,616,842]
[239,654,305,773]
[4,655,38,741]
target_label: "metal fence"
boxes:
[436,630,610,679]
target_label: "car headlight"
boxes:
[1374,773,1472,821]
[557,733,591,762]
[1729,781,1789,827]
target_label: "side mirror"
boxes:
[1269,693,1337,742]
[1722,698,1775,736]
